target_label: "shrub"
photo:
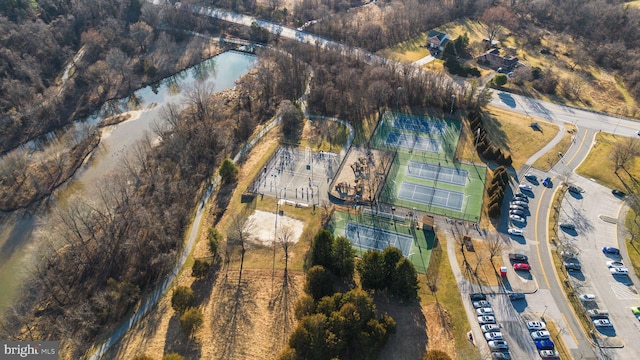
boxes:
[493,74,508,87]
[219,158,238,183]
[162,354,184,360]
[179,307,204,337]
[191,259,210,279]
[305,265,334,300]
[171,286,195,314]
[424,350,452,360]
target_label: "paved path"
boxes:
[413,54,435,66]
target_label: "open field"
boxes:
[299,118,349,152]
[575,133,640,190]
[625,209,640,279]
[532,123,577,171]
[483,106,559,169]
[378,33,429,63]
[454,237,504,287]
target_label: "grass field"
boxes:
[329,210,435,274]
[625,209,640,279]
[483,106,560,169]
[420,233,481,360]
[454,237,504,287]
[532,123,577,171]
[378,33,429,63]
[575,133,640,190]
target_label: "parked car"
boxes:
[488,340,509,351]
[511,200,529,208]
[535,339,555,350]
[509,209,526,217]
[519,184,533,192]
[564,262,581,271]
[510,215,525,223]
[478,316,496,324]
[631,307,640,315]
[561,251,579,259]
[542,176,552,187]
[508,253,528,262]
[539,349,560,358]
[508,292,525,301]
[524,173,537,181]
[477,307,495,316]
[510,204,526,211]
[531,330,551,340]
[514,192,529,201]
[491,352,511,360]
[473,300,491,308]
[588,309,610,319]
[612,189,626,197]
[527,321,547,330]
[607,261,625,268]
[568,185,583,194]
[513,263,531,271]
[481,324,501,333]
[593,319,613,327]
[559,222,575,230]
[610,267,629,275]
[485,331,504,341]
[508,228,523,236]
[470,293,487,301]
[579,294,596,301]
[602,247,620,255]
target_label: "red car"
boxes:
[513,263,531,271]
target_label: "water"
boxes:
[0,51,257,314]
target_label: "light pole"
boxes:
[450,94,456,114]
[613,116,622,136]
[463,194,472,221]
[396,86,402,111]
[542,305,548,320]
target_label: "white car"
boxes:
[478,316,496,324]
[518,184,533,192]
[607,261,625,268]
[485,331,503,341]
[476,307,494,316]
[610,267,629,275]
[526,321,547,330]
[579,294,596,301]
[481,324,500,333]
[511,200,529,208]
[488,340,509,351]
[540,350,560,359]
[593,319,613,327]
[472,300,491,308]
[530,330,551,340]
[510,215,525,223]
[508,228,523,236]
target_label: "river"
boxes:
[0,50,257,314]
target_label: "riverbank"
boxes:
[0,131,100,212]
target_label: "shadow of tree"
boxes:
[376,298,428,360]
[163,314,202,359]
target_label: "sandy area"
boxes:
[246,209,304,245]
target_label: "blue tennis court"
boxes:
[407,160,468,186]
[398,182,464,211]
[386,132,441,153]
[345,222,413,257]
[393,115,446,135]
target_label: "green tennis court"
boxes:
[329,211,435,274]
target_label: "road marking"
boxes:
[561,312,579,345]
[565,129,589,167]
[609,282,639,300]
[535,186,552,289]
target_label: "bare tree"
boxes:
[480,6,517,44]
[610,138,640,175]
[487,235,505,266]
[228,209,255,283]
[278,225,295,278]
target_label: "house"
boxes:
[477,48,519,70]
[427,30,449,51]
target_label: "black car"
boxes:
[612,189,626,197]
[509,253,528,262]
[513,194,529,202]
[509,209,525,217]
[568,185,583,194]
[564,262,581,271]
[508,292,525,301]
[470,293,487,301]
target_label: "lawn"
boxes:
[532,123,577,171]
[575,133,640,190]
[300,118,349,153]
[378,33,429,63]
[483,106,560,169]
[625,209,640,279]
[420,233,480,360]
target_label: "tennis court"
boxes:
[407,160,468,186]
[398,181,464,211]
[345,222,413,257]
[386,132,442,153]
[392,114,446,135]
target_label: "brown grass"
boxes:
[454,237,505,287]
[575,132,640,190]
[483,106,559,169]
[546,319,572,360]
[532,123,577,171]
